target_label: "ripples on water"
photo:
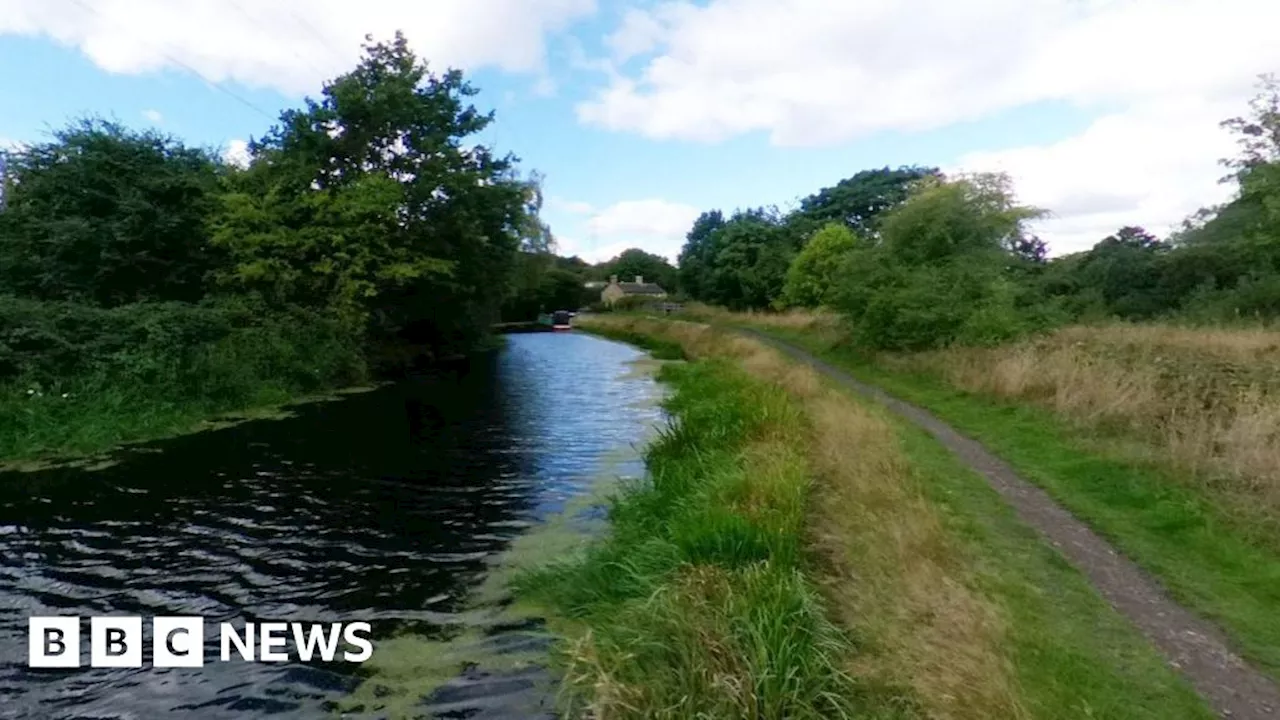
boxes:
[0,333,667,719]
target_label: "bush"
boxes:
[1179,272,1280,324]
[0,295,366,460]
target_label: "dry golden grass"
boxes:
[580,314,1024,719]
[893,323,1280,526]
[682,302,845,334]
[682,306,1280,543]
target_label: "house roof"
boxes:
[618,282,666,295]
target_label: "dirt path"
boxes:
[743,329,1280,719]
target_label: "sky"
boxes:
[1,0,1277,264]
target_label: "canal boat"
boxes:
[552,310,572,331]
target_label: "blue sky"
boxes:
[2,0,1275,262]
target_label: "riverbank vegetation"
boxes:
[703,307,1280,679]
[523,314,1212,719]
[651,75,1280,684]
[0,33,550,464]
[674,76,1280,344]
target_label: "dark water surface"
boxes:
[0,333,666,719]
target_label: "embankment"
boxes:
[0,299,371,469]
[523,315,1213,719]
[707,309,1280,687]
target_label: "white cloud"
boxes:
[1,0,596,96]
[579,0,1278,253]
[955,97,1240,254]
[555,198,700,262]
[222,138,251,168]
[142,108,162,123]
[580,0,1278,146]
[548,196,595,215]
[531,75,558,98]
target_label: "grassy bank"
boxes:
[524,315,1211,719]
[518,356,858,718]
[696,307,1280,681]
[572,320,687,360]
[0,298,368,468]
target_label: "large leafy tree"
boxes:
[677,209,727,300]
[212,33,532,355]
[789,166,938,240]
[782,223,859,308]
[705,208,792,310]
[879,173,1044,266]
[833,174,1046,349]
[600,248,678,291]
[0,119,223,306]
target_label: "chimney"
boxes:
[635,275,643,284]
[610,274,618,284]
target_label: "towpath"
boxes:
[742,328,1280,720]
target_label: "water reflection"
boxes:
[0,332,666,719]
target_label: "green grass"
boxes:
[889,416,1212,718]
[515,360,872,719]
[0,322,368,468]
[541,317,1216,717]
[575,322,687,360]
[759,325,1280,682]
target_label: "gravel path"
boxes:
[744,329,1280,719]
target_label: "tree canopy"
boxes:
[0,32,550,379]
[0,119,223,306]
[675,76,1280,347]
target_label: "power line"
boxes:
[284,6,350,67]
[66,0,276,121]
[223,0,329,80]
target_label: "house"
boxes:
[601,274,667,305]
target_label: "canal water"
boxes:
[0,332,667,719]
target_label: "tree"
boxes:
[706,208,792,309]
[827,174,1045,349]
[678,210,726,300]
[782,223,859,307]
[879,173,1045,266]
[0,119,222,306]
[1221,74,1280,178]
[211,33,531,355]
[790,166,939,240]
[600,248,678,291]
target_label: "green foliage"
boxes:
[790,165,938,239]
[878,173,1045,266]
[598,247,678,292]
[1036,76,1280,325]
[679,207,794,310]
[0,32,549,461]
[833,175,1045,350]
[678,210,727,299]
[212,33,531,355]
[674,77,1280,339]
[518,360,859,718]
[0,119,223,306]
[782,223,859,308]
[0,295,364,460]
[679,169,935,311]
[500,252,591,320]
[575,323,686,360]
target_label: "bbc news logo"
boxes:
[29,617,373,668]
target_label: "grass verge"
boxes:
[517,357,860,719]
[525,315,1212,719]
[573,320,687,360]
[749,322,1280,682]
